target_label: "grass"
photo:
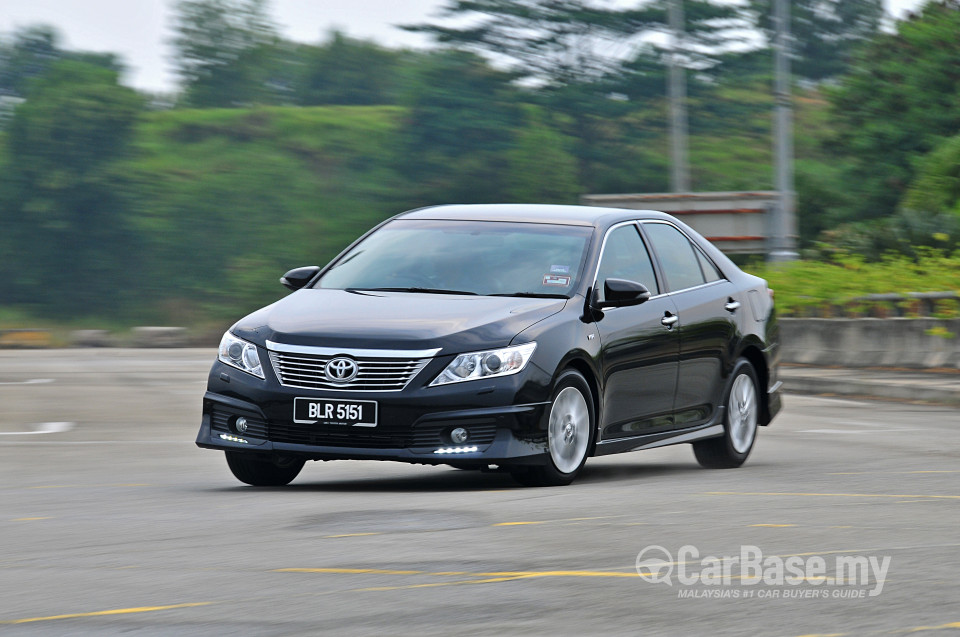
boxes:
[747,252,960,317]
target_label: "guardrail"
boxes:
[0,326,199,349]
[0,329,53,348]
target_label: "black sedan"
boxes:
[196,204,782,486]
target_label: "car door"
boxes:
[592,223,680,439]
[641,221,739,429]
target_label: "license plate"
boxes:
[294,398,378,427]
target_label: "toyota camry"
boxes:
[196,204,782,486]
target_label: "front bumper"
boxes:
[195,358,553,466]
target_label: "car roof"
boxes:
[397,204,674,228]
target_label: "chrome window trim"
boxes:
[601,280,728,309]
[590,220,661,301]
[266,340,442,359]
[657,279,729,298]
[589,218,734,308]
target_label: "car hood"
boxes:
[231,288,568,354]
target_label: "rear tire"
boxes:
[509,370,594,487]
[225,452,304,486]
[693,359,759,469]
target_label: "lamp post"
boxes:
[770,0,799,261]
[668,0,690,193]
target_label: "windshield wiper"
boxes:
[488,292,568,299]
[348,287,479,296]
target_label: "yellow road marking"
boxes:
[706,492,960,500]
[353,577,516,592]
[12,517,52,521]
[494,515,621,527]
[793,619,960,637]
[908,621,960,632]
[275,567,869,589]
[275,567,636,579]
[323,533,382,538]
[751,524,796,527]
[0,602,213,625]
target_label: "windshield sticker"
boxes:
[550,264,571,274]
[543,274,572,287]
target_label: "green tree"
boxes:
[506,106,580,202]
[171,0,279,107]
[826,0,960,219]
[397,50,523,203]
[2,60,143,315]
[748,0,883,81]
[407,1,743,190]
[404,0,744,88]
[903,133,960,216]
[299,31,403,106]
[0,25,121,98]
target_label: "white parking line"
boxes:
[0,422,75,436]
[0,378,55,386]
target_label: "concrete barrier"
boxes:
[4,320,959,369]
[131,326,189,348]
[780,318,960,369]
[70,330,115,347]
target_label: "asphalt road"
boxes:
[1,349,958,636]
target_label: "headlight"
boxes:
[429,342,536,387]
[218,332,264,379]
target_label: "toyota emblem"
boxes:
[325,357,359,383]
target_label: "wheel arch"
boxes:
[737,341,771,426]
[556,355,602,455]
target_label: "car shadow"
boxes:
[202,460,707,493]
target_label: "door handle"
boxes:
[661,314,679,328]
[724,300,741,312]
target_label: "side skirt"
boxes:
[593,411,725,457]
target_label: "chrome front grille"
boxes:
[266,342,438,392]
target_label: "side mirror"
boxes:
[593,278,651,309]
[280,266,321,291]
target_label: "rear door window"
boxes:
[642,223,707,292]
[695,248,724,283]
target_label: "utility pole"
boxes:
[668,0,690,193]
[770,0,799,261]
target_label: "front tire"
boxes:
[510,370,594,487]
[225,452,305,486]
[693,359,759,469]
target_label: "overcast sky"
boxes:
[1,0,928,93]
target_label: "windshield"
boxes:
[315,219,592,297]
